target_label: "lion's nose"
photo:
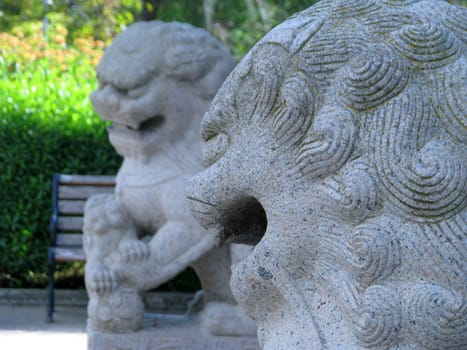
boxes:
[101,85,121,110]
[185,171,222,232]
[187,166,268,246]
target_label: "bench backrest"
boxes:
[50,173,115,261]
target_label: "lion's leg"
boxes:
[116,221,216,291]
[193,243,257,336]
[191,243,235,303]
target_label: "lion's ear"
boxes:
[165,45,210,82]
[271,71,315,147]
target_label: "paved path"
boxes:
[0,304,87,350]
[0,289,196,350]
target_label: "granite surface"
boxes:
[187,1,467,348]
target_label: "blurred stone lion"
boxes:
[85,21,255,336]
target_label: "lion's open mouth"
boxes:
[108,115,166,140]
[222,197,268,245]
[188,195,268,245]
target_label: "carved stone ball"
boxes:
[87,289,144,333]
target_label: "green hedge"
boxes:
[0,25,201,291]
[0,114,121,287]
[0,26,122,287]
[0,94,121,288]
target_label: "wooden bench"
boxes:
[47,173,115,322]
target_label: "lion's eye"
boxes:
[128,85,146,99]
[203,133,229,167]
[113,86,128,96]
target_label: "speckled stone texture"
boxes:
[187,1,466,349]
[84,20,257,346]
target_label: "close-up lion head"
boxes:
[187,1,466,348]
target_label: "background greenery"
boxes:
[0,0,318,289]
[0,0,317,59]
[0,24,120,287]
[1,0,465,289]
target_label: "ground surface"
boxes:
[0,289,194,350]
[0,304,87,350]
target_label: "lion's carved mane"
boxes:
[187,1,466,348]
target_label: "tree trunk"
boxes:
[255,0,270,30]
[203,0,216,31]
[140,0,159,21]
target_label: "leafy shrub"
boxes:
[0,22,121,288]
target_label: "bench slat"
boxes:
[54,247,85,262]
[56,233,83,246]
[58,185,114,199]
[49,174,115,318]
[59,174,115,186]
[58,200,86,215]
[57,216,84,231]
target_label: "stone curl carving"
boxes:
[354,285,402,349]
[431,60,466,144]
[406,284,466,350]
[319,162,380,222]
[393,17,461,69]
[337,45,409,110]
[187,1,466,349]
[347,223,401,286]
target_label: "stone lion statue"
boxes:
[83,194,147,331]
[187,1,466,349]
[85,21,255,336]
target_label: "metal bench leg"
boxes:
[47,249,55,323]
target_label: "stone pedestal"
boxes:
[88,313,259,350]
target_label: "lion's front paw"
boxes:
[87,269,118,293]
[201,301,257,336]
[119,240,150,264]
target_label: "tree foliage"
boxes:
[1,0,320,58]
[2,0,463,58]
